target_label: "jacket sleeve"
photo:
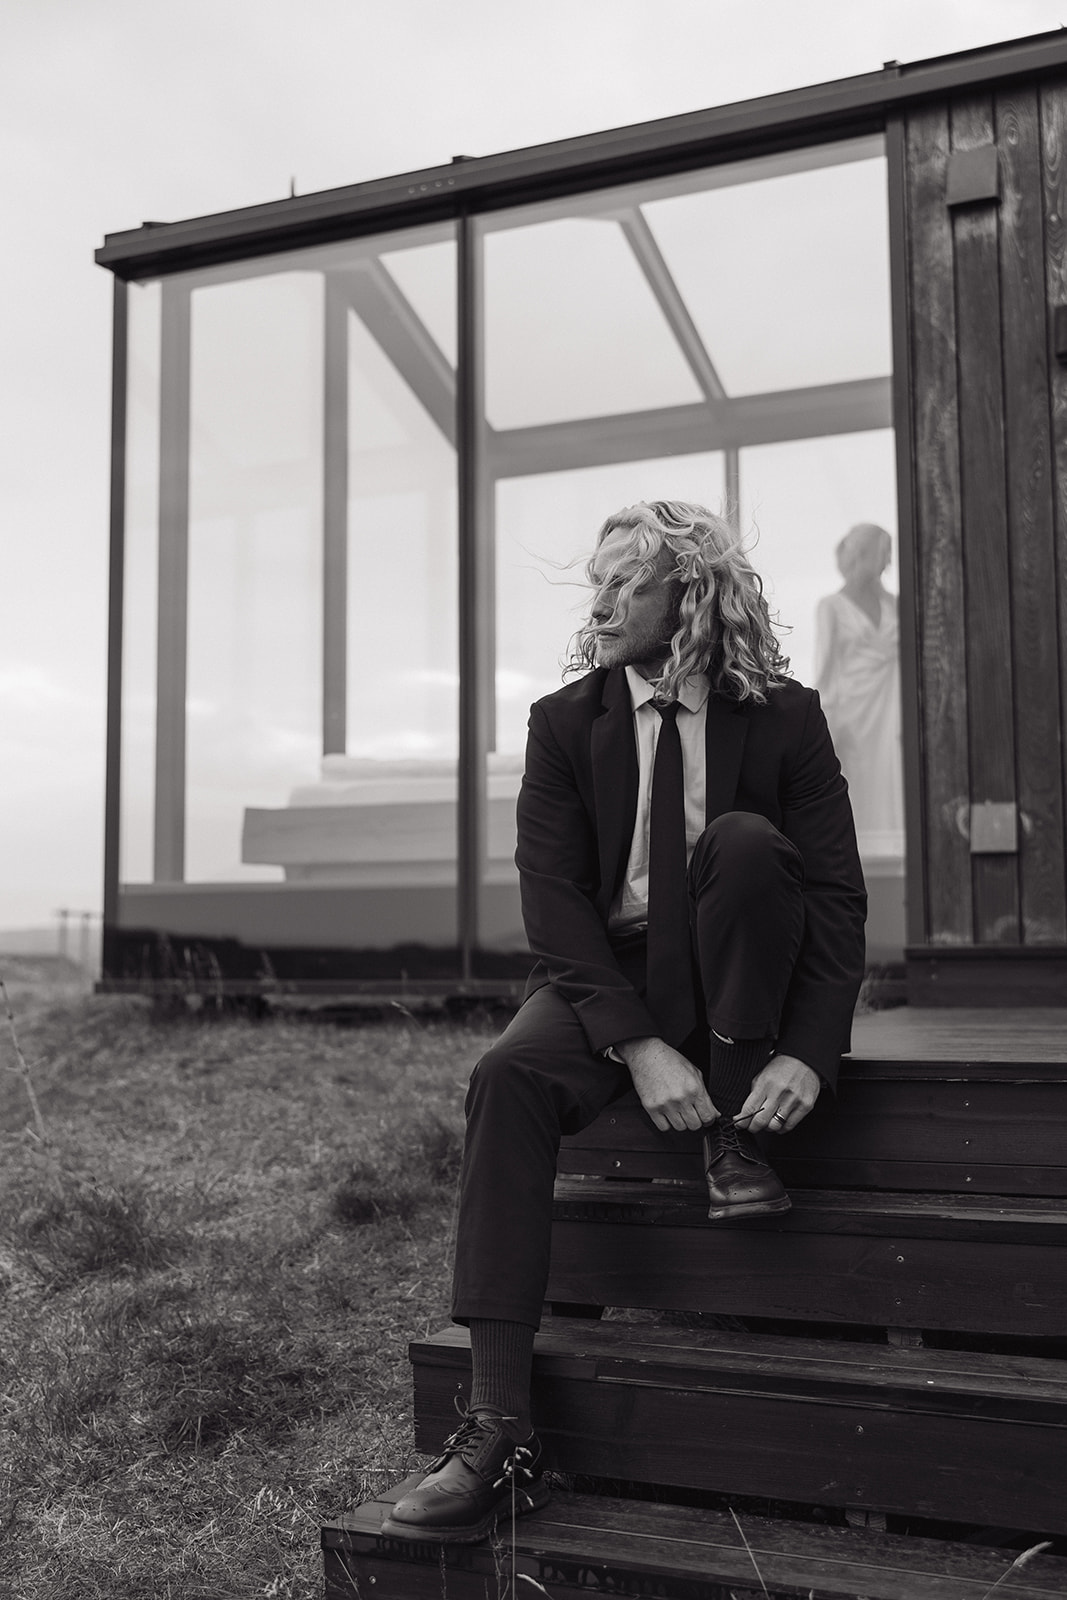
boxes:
[515,701,660,1054]
[774,689,867,1086]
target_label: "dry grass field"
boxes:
[0,957,497,1599]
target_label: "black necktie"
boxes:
[645,702,697,1045]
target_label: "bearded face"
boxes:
[589,533,680,676]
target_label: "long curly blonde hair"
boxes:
[568,500,789,704]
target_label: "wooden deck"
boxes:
[851,1008,1066,1063]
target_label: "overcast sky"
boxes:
[2,0,1063,930]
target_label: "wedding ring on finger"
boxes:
[771,1109,787,1124]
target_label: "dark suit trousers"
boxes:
[451,811,805,1329]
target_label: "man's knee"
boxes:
[690,810,802,888]
[466,1035,544,1118]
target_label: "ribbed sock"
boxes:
[468,1318,535,1438]
[708,1034,775,1118]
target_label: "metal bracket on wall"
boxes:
[946,144,1000,207]
[969,801,1018,854]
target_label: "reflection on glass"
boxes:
[117,227,461,970]
[345,310,457,761]
[485,219,702,429]
[814,524,903,857]
[738,431,898,689]
[736,432,904,958]
[120,280,162,884]
[643,156,891,395]
[237,232,459,947]
[379,241,458,368]
[185,271,323,883]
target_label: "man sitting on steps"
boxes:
[383,499,867,1545]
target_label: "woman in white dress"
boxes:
[814,523,904,855]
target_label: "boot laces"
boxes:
[433,1397,533,1481]
[718,1118,743,1153]
[431,1399,510,1469]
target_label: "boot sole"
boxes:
[380,1478,551,1545]
[706,1194,792,1221]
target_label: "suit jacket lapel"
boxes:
[704,695,748,823]
[591,669,638,914]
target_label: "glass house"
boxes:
[96,30,1067,1003]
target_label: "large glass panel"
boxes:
[643,154,892,395]
[114,226,459,980]
[185,270,323,884]
[485,219,702,428]
[739,432,904,961]
[120,279,162,886]
[479,136,902,966]
[342,310,457,762]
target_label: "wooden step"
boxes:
[559,1060,1067,1196]
[324,1477,1067,1599]
[409,1320,1067,1535]
[547,1180,1067,1335]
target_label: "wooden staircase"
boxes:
[323,1009,1067,1598]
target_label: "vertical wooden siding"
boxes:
[1042,84,1067,941]
[1000,86,1066,943]
[905,77,1067,948]
[907,106,971,944]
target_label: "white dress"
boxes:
[814,590,904,857]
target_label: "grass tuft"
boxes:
[147,1313,341,1452]
[405,1108,465,1186]
[331,1164,424,1225]
[331,1107,464,1225]
[24,1176,171,1281]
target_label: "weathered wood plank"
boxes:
[566,1082,1067,1155]
[560,1063,1067,1193]
[848,1004,1067,1061]
[1040,81,1067,952]
[770,1156,1067,1195]
[552,1180,1067,1239]
[558,1147,1067,1197]
[410,1326,1067,1534]
[906,106,971,944]
[950,96,1019,944]
[906,951,1067,1005]
[545,1203,1067,1334]
[997,86,1067,944]
[420,1319,1067,1402]
[325,1483,1067,1600]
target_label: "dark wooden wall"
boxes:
[902,73,1067,994]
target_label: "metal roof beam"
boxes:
[95,31,1067,279]
[614,206,728,404]
[487,375,892,479]
[333,259,457,446]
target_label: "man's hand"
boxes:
[738,1054,820,1135]
[615,1036,718,1132]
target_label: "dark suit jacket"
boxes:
[515,667,867,1089]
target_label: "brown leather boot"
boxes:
[380,1406,549,1544]
[702,1118,792,1220]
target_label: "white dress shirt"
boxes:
[607,666,710,935]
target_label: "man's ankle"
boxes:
[469,1405,531,1441]
[467,1317,536,1439]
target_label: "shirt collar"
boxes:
[623,665,710,714]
